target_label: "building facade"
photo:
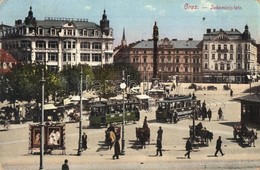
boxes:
[0,49,17,74]
[123,38,203,83]
[1,7,114,71]
[202,25,258,83]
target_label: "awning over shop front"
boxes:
[135,94,151,100]
[43,104,57,110]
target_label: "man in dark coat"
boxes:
[82,132,88,150]
[184,138,192,159]
[62,159,69,170]
[157,126,163,140]
[112,139,120,159]
[215,136,224,156]
[207,108,212,122]
[155,139,162,156]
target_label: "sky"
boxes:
[0,0,260,47]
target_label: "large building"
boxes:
[202,25,258,83]
[115,37,203,83]
[0,7,114,71]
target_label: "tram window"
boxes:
[180,101,184,108]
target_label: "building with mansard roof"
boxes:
[202,25,258,83]
[0,7,114,71]
[114,36,203,83]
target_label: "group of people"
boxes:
[197,100,223,122]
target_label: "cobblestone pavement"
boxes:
[0,83,260,170]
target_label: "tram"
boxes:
[156,95,197,123]
[89,101,140,127]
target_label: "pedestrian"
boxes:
[143,116,148,128]
[218,108,223,120]
[215,136,224,157]
[157,126,163,140]
[230,89,233,97]
[155,138,162,156]
[207,108,212,121]
[62,159,69,170]
[184,138,192,159]
[82,132,88,150]
[112,139,120,159]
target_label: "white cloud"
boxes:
[159,10,166,16]
[84,5,91,11]
[199,0,215,11]
[144,4,156,12]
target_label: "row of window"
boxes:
[35,53,103,62]
[205,53,249,60]
[204,63,243,70]
[205,44,250,50]
[133,56,201,63]
[133,50,200,55]
[4,40,104,50]
[152,66,201,72]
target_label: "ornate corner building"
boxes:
[202,25,258,83]
[0,7,114,71]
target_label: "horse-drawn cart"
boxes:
[189,122,213,146]
[136,125,150,148]
[233,125,257,147]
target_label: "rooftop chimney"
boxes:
[207,29,211,33]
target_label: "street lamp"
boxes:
[39,69,45,170]
[77,67,83,156]
[127,75,130,94]
[120,71,126,155]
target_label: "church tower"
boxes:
[100,10,110,36]
[242,24,251,40]
[121,28,127,47]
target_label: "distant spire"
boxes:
[121,28,127,46]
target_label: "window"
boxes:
[133,57,139,63]
[36,53,45,61]
[220,63,224,70]
[205,54,208,59]
[83,29,87,36]
[167,56,171,63]
[143,57,147,63]
[224,44,227,49]
[80,42,90,49]
[230,45,233,50]
[160,57,164,63]
[205,63,208,69]
[105,43,109,50]
[48,41,58,49]
[205,45,208,50]
[63,53,71,61]
[93,42,102,49]
[237,54,241,60]
[48,53,58,61]
[237,63,241,69]
[72,41,75,49]
[176,67,179,72]
[215,64,218,70]
[218,54,221,60]
[185,67,188,72]
[68,30,72,35]
[51,28,56,35]
[230,54,233,60]
[227,63,230,70]
[36,41,46,48]
[38,28,43,35]
[212,45,215,50]
[218,44,221,50]
[168,67,171,71]
[212,54,215,59]
[92,54,101,61]
[68,41,71,49]
[224,54,227,60]
[176,56,179,63]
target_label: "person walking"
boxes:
[230,89,233,97]
[184,138,192,159]
[218,108,223,120]
[82,132,88,150]
[157,126,163,140]
[112,139,120,159]
[155,138,162,156]
[62,159,69,170]
[207,108,212,122]
[215,136,224,157]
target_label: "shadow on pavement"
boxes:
[219,121,240,128]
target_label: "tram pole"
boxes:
[39,69,45,170]
[77,67,83,156]
[120,70,126,155]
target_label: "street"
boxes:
[0,83,260,170]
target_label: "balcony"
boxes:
[217,49,228,53]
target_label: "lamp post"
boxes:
[120,71,126,155]
[77,67,83,156]
[39,69,45,170]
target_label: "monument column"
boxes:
[152,21,159,84]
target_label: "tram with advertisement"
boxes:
[156,95,198,123]
[89,101,140,127]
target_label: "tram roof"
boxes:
[159,96,193,102]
